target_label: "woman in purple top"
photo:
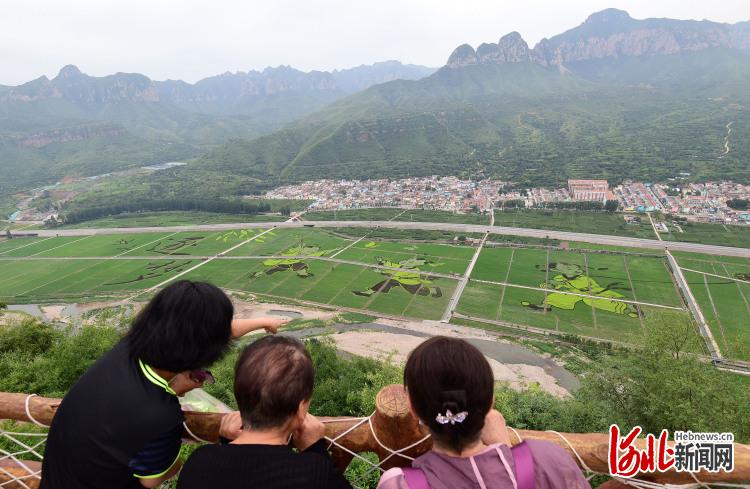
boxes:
[377,337,591,489]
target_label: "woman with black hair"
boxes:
[40,280,287,489]
[378,336,590,489]
[177,335,352,489]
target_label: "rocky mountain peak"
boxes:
[56,65,83,79]
[447,44,478,67]
[584,8,632,24]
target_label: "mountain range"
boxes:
[3,8,750,200]
[198,9,750,189]
[0,61,434,193]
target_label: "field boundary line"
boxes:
[702,274,729,351]
[622,255,646,331]
[441,232,488,322]
[472,278,684,311]
[647,213,662,241]
[128,228,276,300]
[496,248,515,320]
[28,235,94,257]
[679,267,750,285]
[665,250,722,361]
[293,261,338,299]
[584,253,598,329]
[722,263,750,316]
[326,267,372,305]
[0,236,55,256]
[452,312,636,348]
[330,232,371,259]
[15,259,108,297]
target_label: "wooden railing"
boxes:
[1,386,748,488]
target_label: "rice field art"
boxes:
[250,241,339,278]
[521,262,640,317]
[353,256,443,298]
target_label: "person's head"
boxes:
[234,335,314,433]
[127,280,234,375]
[404,336,494,454]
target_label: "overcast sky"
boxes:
[1,0,749,85]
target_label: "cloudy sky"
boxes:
[1,0,749,85]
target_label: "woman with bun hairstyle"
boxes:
[378,336,590,489]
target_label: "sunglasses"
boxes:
[189,369,215,385]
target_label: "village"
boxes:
[265,177,750,224]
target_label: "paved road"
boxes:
[17,220,750,258]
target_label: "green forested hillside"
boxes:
[198,53,750,187]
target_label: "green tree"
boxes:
[604,200,619,212]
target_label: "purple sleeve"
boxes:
[528,440,592,489]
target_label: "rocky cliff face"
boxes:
[445,9,750,69]
[4,124,126,148]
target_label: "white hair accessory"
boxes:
[435,409,468,425]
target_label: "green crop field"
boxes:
[491,209,658,239]
[2,228,746,357]
[457,245,702,347]
[674,253,750,360]
[305,208,490,225]
[660,221,750,249]
[0,228,461,321]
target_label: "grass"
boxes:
[492,209,658,239]
[661,221,750,248]
[57,211,287,229]
[305,208,489,225]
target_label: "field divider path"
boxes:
[496,248,515,320]
[28,235,94,257]
[441,232,488,322]
[21,221,750,258]
[679,267,750,286]
[665,250,722,361]
[128,228,276,301]
[584,254,598,329]
[622,255,646,331]
[0,236,55,255]
[330,232,370,259]
[647,213,662,241]
[472,278,684,311]
[722,263,750,316]
[702,274,729,351]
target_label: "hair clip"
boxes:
[435,409,468,425]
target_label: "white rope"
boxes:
[182,421,212,444]
[508,427,523,444]
[24,395,49,428]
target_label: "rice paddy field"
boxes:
[672,252,750,360]
[0,228,462,321]
[455,245,696,345]
[1,228,746,359]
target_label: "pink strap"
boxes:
[511,442,536,489]
[402,468,431,489]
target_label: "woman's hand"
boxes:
[231,317,290,338]
[219,411,243,441]
[292,413,325,451]
[260,317,289,334]
[480,409,511,446]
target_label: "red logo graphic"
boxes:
[608,425,675,477]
